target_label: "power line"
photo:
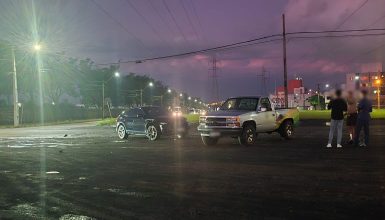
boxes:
[334,0,369,30]
[162,0,189,45]
[96,33,282,65]
[179,0,200,40]
[124,0,167,44]
[146,0,176,36]
[95,27,385,66]
[89,0,150,53]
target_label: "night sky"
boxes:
[1,0,385,101]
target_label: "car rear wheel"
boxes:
[147,125,160,141]
[201,136,218,146]
[238,124,257,146]
[117,124,128,139]
[279,120,294,139]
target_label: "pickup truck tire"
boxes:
[279,120,294,139]
[201,136,218,146]
[238,124,257,146]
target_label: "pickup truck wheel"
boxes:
[117,124,128,139]
[147,124,160,141]
[201,136,218,146]
[280,120,294,139]
[238,124,257,146]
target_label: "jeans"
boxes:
[328,120,343,145]
[355,119,370,145]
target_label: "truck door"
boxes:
[256,98,277,132]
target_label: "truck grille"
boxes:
[204,117,227,126]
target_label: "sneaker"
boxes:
[337,144,343,148]
[326,144,332,148]
[359,143,367,147]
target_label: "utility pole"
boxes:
[282,14,289,108]
[11,46,19,127]
[317,83,321,110]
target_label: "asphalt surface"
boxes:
[0,120,384,220]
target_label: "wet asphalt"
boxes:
[0,120,384,220]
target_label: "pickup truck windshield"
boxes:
[220,98,259,111]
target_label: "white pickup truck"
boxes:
[198,96,299,146]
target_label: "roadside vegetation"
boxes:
[299,109,385,120]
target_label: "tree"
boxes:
[308,95,325,110]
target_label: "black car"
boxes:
[116,106,189,141]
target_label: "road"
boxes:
[0,120,384,220]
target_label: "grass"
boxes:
[0,118,101,129]
[299,109,385,120]
[185,114,200,123]
[97,117,116,126]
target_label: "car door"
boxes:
[124,108,137,132]
[133,108,146,133]
[256,98,277,132]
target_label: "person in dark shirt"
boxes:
[354,90,373,147]
[326,89,348,148]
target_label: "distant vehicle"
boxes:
[172,106,183,117]
[116,106,189,141]
[198,96,299,146]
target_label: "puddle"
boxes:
[59,214,96,220]
[46,171,60,174]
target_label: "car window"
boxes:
[220,98,259,111]
[125,108,138,117]
[260,98,272,111]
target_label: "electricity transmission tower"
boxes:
[256,66,269,96]
[209,54,219,102]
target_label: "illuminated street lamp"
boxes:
[114,72,120,77]
[194,99,197,102]
[33,43,42,51]
[148,82,154,87]
[179,93,183,97]
[167,89,172,93]
[355,76,360,80]
[188,96,191,100]
[325,84,330,88]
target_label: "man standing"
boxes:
[346,91,358,144]
[354,90,372,147]
[326,89,347,148]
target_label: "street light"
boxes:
[188,96,191,100]
[167,89,172,93]
[148,82,154,87]
[102,72,120,119]
[179,93,183,97]
[325,84,330,88]
[33,43,42,51]
[355,76,360,80]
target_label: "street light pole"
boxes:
[11,46,19,127]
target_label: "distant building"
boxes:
[345,72,384,107]
[270,78,312,109]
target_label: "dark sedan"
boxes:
[116,106,189,141]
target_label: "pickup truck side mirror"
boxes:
[260,107,267,112]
